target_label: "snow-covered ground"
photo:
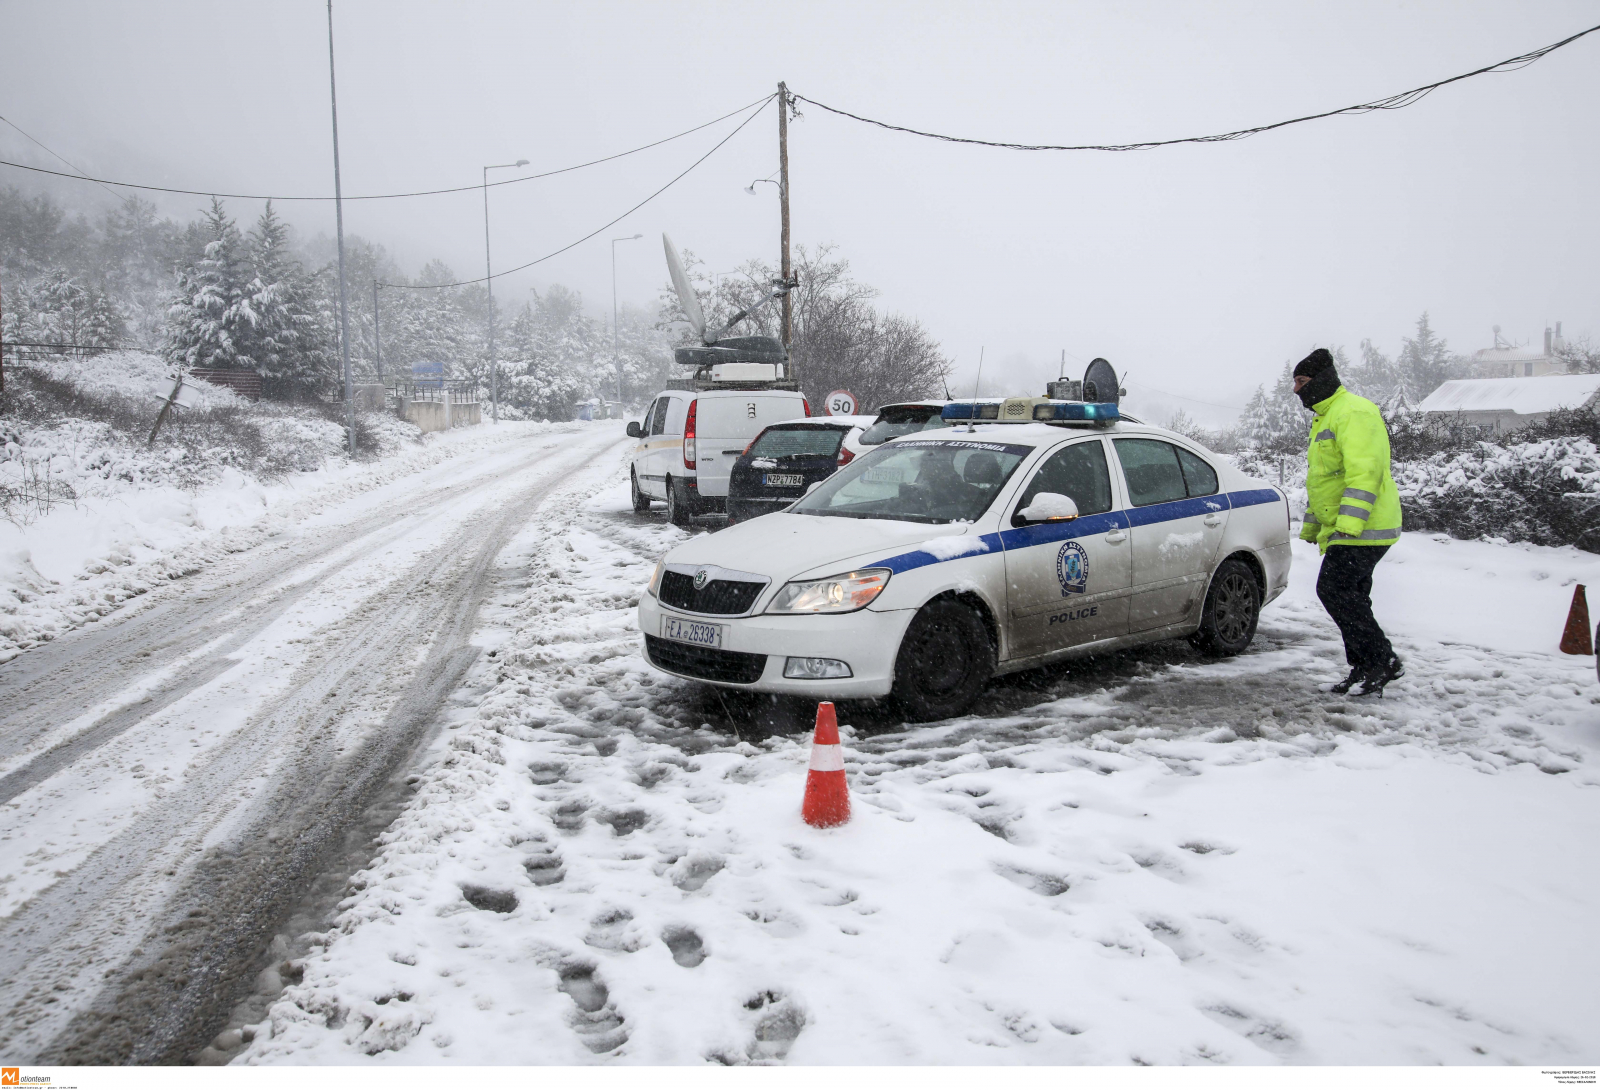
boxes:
[234,456,1600,1067]
[0,418,622,1062]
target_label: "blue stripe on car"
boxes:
[1227,488,1279,508]
[870,487,1282,573]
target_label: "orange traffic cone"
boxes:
[801,702,850,829]
[1560,585,1593,655]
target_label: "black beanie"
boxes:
[1293,348,1341,409]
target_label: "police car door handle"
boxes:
[1106,530,1127,544]
[1203,514,1223,527]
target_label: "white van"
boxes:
[628,387,810,525]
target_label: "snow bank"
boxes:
[238,455,1600,1067]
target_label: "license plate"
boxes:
[661,616,724,648]
[763,473,804,487]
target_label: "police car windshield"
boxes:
[790,437,1031,524]
[859,405,951,445]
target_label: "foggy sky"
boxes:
[2,0,1596,424]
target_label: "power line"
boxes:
[0,94,775,203]
[0,111,125,203]
[382,95,776,290]
[792,23,1600,152]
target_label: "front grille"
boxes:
[645,636,767,684]
[659,571,765,615]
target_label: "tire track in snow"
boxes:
[0,434,575,785]
[0,428,629,1063]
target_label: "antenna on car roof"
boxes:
[967,347,985,433]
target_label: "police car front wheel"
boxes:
[891,599,993,722]
[1191,557,1261,656]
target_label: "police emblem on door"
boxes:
[1056,541,1088,596]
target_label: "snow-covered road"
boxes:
[229,452,1600,1067]
[0,421,630,1062]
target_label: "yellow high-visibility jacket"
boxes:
[1298,386,1403,553]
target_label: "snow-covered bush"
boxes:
[1394,436,1600,550]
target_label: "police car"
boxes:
[639,393,1292,721]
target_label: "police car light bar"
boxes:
[942,397,1120,425]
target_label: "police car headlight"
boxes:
[767,568,891,614]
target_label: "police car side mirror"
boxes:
[626,421,643,438]
[1014,492,1079,526]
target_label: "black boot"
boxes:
[1331,667,1362,694]
[1354,656,1404,698]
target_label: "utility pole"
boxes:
[372,279,382,386]
[777,81,794,381]
[483,159,528,425]
[326,0,355,456]
[611,233,642,412]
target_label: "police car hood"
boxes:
[666,513,983,583]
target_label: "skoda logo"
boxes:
[693,568,711,590]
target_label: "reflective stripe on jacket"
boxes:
[1298,386,1402,554]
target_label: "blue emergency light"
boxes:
[941,399,1119,425]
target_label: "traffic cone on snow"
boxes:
[1559,585,1593,655]
[801,702,850,829]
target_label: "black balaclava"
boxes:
[1293,348,1341,410]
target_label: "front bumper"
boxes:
[638,591,913,698]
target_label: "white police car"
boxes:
[639,395,1292,720]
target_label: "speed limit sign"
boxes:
[825,389,857,416]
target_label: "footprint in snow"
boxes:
[584,907,645,952]
[557,962,628,1054]
[661,925,707,968]
[523,845,565,887]
[460,885,518,914]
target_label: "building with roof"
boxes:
[1466,323,1568,378]
[1416,372,1600,433]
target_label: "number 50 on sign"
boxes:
[825,389,857,416]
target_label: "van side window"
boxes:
[649,398,670,436]
[664,397,688,435]
[1016,440,1113,516]
[1112,438,1188,507]
[1176,447,1219,498]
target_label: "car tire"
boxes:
[631,469,651,514]
[665,476,693,527]
[890,598,993,722]
[1190,557,1261,656]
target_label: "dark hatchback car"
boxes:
[726,417,872,524]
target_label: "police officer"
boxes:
[1293,348,1405,696]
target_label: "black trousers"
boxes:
[1315,544,1394,671]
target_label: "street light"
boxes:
[611,233,644,409]
[744,175,781,196]
[483,158,528,424]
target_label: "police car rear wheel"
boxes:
[891,599,993,722]
[1192,558,1260,656]
[631,469,651,514]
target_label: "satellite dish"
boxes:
[662,233,706,341]
[1082,357,1120,405]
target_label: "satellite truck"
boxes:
[627,235,810,526]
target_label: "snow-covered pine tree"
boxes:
[1398,312,1453,403]
[243,201,334,397]
[1239,361,1306,454]
[165,198,251,371]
